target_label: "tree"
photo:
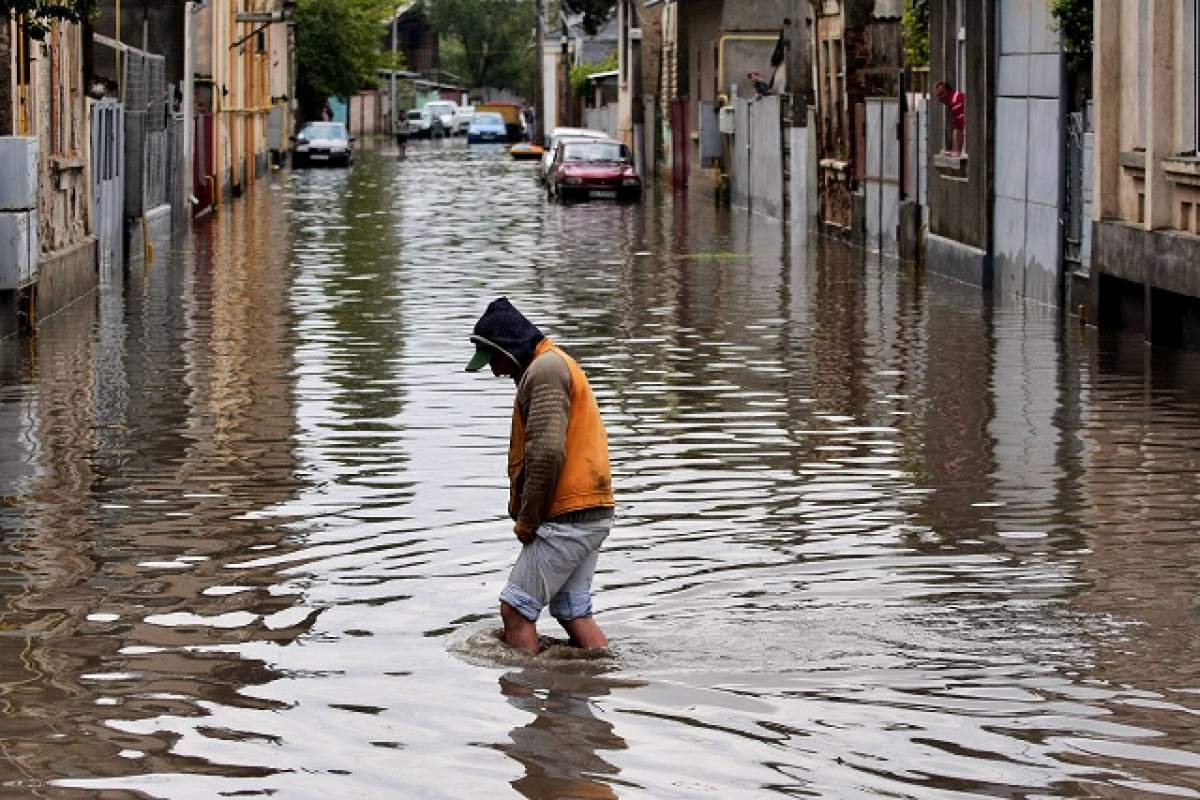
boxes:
[423,0,534,93]
[902,0,929,68]
[562,0,614,36]
[1048,0,1092,75]
[1,0,97,40]
[295,0,393,120]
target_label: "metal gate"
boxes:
[731,95,784,219]
[90,98,125,279]
[863,97,900,255]
[1064,105,1093,271]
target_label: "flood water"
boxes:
[2,139,1200,798]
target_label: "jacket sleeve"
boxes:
[514,353,572,532]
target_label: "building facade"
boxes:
[926,0,1068,307]
[1091,0,1200,344]
[0,17,96,335]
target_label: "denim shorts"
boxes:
[499,511,613,622]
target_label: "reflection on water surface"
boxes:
[0,140,1198,798]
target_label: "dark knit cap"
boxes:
[465,297,544,372]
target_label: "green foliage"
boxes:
[1049,0,1092,74]
[424,0,535,93]
[295,0,393,118]
[379,51,407,72]
[2,0,98,40]
[902,0,929,68]
[569,49,617,98]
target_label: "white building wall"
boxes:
[992,0,1065,306]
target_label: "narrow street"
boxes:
[2,140,1200,797]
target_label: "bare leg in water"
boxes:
[500,601,538,653]
[559,616,607,649]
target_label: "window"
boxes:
[937,0,968,157]
[955,0,966,94]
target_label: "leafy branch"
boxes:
[2,0,98,39]
[1048,0,1092,74]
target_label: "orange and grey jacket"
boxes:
[470,298,614,531]
[507,338,614,530]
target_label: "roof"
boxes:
[586,69,619,82]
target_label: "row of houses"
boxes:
[1,0,296,339]
[554,0,1200,346]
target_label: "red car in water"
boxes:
[548,137,642,202]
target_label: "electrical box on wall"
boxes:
[718,105,735,135]
[0,211,38,290]
[0,137,39,211]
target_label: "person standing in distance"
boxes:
[465,298,615,653]
[934,80,967,155]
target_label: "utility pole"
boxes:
[391,8,398,135]
[534,0,545,145]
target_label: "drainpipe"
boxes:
[391,9,397,134]
[115,0,121,97]
[535,0,545,145]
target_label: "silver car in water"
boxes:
[294,122,353,167]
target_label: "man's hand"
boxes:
[514,521,537,544]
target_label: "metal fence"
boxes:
[731,95,784,219]
[863,97,901,255]
[583,105,618,139]
[167,115,187,231]
[1064,105,1093,270]
[90,98,125,279]
[121,49,173,219]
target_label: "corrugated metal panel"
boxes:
[91,99,125,277]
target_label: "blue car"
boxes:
[467,112,507,143]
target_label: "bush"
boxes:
[570,50,619,98]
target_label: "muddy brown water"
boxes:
[1,140,1200,798]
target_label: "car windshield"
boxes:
[301,124,347,140]
[562,142,627,162]
[472,113,504,125]
[407,111,424,120]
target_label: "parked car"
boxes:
[547,138,641,202]
[476,102,526,142]
[467,112,508,143]
[407,109,432,138]
[540,126,610,182]
[452,105,475,135]
[424,101,458,134]
[294,122,353,166]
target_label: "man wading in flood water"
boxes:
[466,298,615,653]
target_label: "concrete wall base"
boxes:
[1093,220,1200,299]
[899,201,923,264]
[850,191,866,250]
[925,233,991,288]
[1092,220,1200,346]
[36,237,97,320]
[1066,268,1090,320]
[0,290,17,339]
[126,205,173,267]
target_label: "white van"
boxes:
[424,101,458,135]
